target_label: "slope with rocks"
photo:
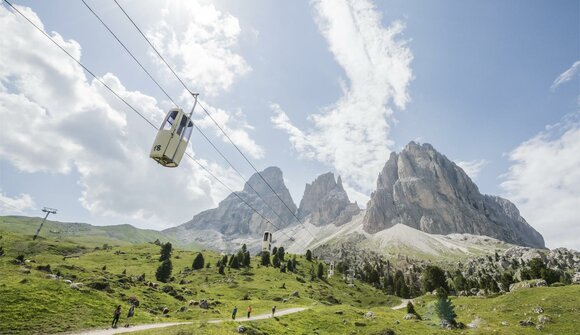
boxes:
[164,167,297,249]
[362,141,544,248]
[297,172,360,226]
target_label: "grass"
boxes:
[0,229,397,334]
[1,222,579,335]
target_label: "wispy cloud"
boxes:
[551,60,580,91]
[456,159,488,180]
[501,112,580,250]
[271,0,413,193]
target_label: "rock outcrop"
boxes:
[167,167,297,237]
[363,141,545,248]
[297,172,360,226]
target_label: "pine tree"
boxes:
[155,259,172,283]
[272,247,278,257]
[192,253,204,270]
[317,263,324,279]
[222,254,228,266]
[231,255,240,269]
[306,249,312,261]
[421,265,448,293]
[277,247,285,261]
[243,251,251,267]
[407,301,417,315]
[280,263,287,273]
[261,251,271,266]
[241,244,247,253]
[287,258,294,272]
[434,288,457,325]
[159,242,172,261]
[218,264,225,275]
[272,253,281,268]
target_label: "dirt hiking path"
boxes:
[67,307,308,335]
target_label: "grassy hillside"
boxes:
[0,228,397,334]
[1,224,578,335]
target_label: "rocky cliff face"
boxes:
[297,172,360,226]
[167,166,297,237]
[363,142,545,248]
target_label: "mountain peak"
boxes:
[363,143,545,248]
[297,172,360,226]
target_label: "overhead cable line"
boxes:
[82,0,298,239]
[112,0,319,243]
[81,0,178,107]
[2,0,158,130]
[3,0,296,242]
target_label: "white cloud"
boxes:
[501,112,580,250]
[551,60,580,91]
[456,159,488,180]
[145,0,251,96]
[271,0,413,194]
[0,189,36,214]
[0,4,243,229]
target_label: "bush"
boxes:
[317,263,324,279]
[261,251,271,266]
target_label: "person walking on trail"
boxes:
[272,306,276,317]
[232,306,238,320]
[124,304,135,328]
[111,305,121,328]
[247,305,252,319]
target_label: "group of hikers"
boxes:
[111,304,278,328]
[231,305,277,320]
[111,304,135,329]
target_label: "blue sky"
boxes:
[0,0,578,249]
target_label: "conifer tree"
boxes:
[218,264,225,275]
[317,263,324,279]
[261,251,271,266]
[434,288,457,326]
[192,252,205,270]
[231,255,240,269]
[272,253,281,268]
[277,247,285,261]
[272,247,278,257]
[306,249,312,261]
[159,242,172,261]
[243,251,251,267]
[155,259,172,283]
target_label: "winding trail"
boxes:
[67,307,308,335]
[392,298,412,310]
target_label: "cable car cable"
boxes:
[3,0,297,242]
[2,0,158,131]
[82,0,300,238]
[81,0,178,107]
[112,0,319,243]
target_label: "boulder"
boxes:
[69,282,83,289]
[404,313,419,320]
[519,318,534,327]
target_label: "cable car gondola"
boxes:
[150,96,197,167]
[262,231,272,253]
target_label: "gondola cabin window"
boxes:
[262,231,272,253]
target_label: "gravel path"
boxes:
[67,307,309,335]
[392,298,412,310]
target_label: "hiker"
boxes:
[247,305,252,319]
[272,305,276,317]
[124,304,135,328]
[111,305,121,328]
[232,306,238,320]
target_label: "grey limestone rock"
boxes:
[362,142,545,248]
[297,172,360,226]
[167,167,297,237]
